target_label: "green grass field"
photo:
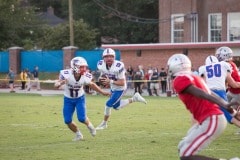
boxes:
[0,93,239,160]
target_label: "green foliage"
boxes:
[28,0,67,18]
[72,0,159,44]
[0,94,239,160]
[0,0,43,50]
[39,20,99,50]
[0,0,159,50]
[29,0,159,45]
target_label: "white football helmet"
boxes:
[205,55,219,65]
[70,57,88,73]
[215,46,233,62]
[102,48,115,57]
[167,54,191,76]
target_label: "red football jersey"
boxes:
[228,61,240,94]
[173,74,223,124]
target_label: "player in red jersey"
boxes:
[167,54,239,160]
[216,46,240,135]
[215,46,240,108]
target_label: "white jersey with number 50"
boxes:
[199,61,231,90]
[97,60,126,91]
[59,69,92,98]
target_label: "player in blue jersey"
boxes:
[199,55,240,127]
[96,48,147,130]
[54,57,110,141]
[168,53,240,160]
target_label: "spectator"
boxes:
[20,69,27,90]
[32,66,41,91]
[150,68,160,96]
[145,67,153,96]
[138,65,145,93]
[133,71,143,94]
[159,68,167,93]
[26,68,32,91]
[126,65,134,89]
[6,67,15,93]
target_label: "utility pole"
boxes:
[69,0,74,46]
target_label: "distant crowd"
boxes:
[6,66,41,92]
[90,65,169,96]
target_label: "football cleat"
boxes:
[88,125,96,137]
[72,134,83,141]
[133,92,147,104]
[96,122,107,130]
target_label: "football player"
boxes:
[167,53,239,160]
[54,57,110,141]
[96,48,147,130]
[215,46,240,134]
[198,55,240,127]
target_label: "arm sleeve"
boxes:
[173,75,192,93]
[59,70,70,80]
[222,61,232,73]
[117,62,126,79]
[83,72,93,85]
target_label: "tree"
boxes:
[72,0,159,44]
[0,0,43,50]
[28,0,159,45]
[39,20,99,50]
[0,0,159,50]
[28,0,66,18]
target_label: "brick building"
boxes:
[102,42,240,72]
[159,0,240,43]
[101,0,240,71]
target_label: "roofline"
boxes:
[101,41,240,50]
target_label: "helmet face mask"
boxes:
[70,57,88,74]
[102,48,115,66]
[215,46,233,62]
[167,54,192,76]
[78,66,87,75]
[102,48,116,58]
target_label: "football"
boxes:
[98,74,109,88]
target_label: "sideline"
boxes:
[0,88,63,96]
[0,88,173,97]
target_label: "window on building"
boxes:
[228,12,240,41]
[171,14,184,43]
[190,13,198,42]
[208,13,222,42]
